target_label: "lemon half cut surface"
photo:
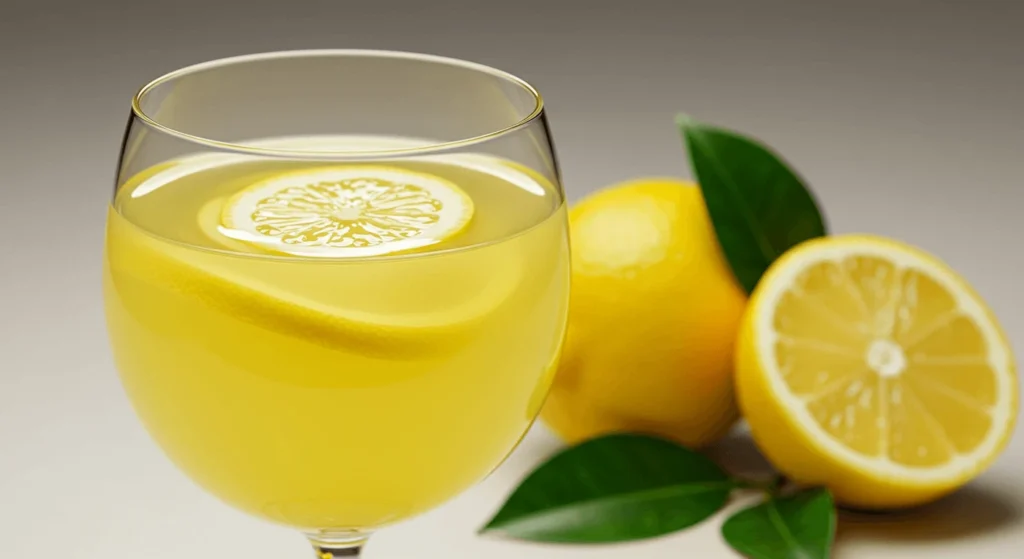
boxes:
[221,166,474,257]
[736,234,1017,509]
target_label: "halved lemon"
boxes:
[736,234,1017,509]
[220,166,474,257]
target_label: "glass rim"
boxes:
[130,49,546,158]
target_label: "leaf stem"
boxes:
[734,474,787,496]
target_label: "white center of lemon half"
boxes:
[221,166,474,257]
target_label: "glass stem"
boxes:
[305,531,369,558]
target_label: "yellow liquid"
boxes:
[103,140,570,530]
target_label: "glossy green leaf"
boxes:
[678,117,827,293]
[481,433,736,543]
[722,488,836,559]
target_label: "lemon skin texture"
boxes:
[541,178,747,448]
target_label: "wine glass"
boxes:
[103,50,570,557]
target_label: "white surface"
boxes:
[2,414,1021,558]
[2,1,1023,557]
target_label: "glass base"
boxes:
[305,530,370,558]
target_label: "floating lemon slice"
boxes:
[220,166,474,257]
[736,235,1017,509]
[108,165,522,359]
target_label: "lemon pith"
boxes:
[221,165,474,257]
[737,234,1017,508]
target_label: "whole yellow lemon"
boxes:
[541,178,747,447]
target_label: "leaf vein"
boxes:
[487,481,735,531]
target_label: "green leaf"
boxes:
[722,488,836,559]
[678,117,827,293]
[481,433,736,543]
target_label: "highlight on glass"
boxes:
[102,50,570,557]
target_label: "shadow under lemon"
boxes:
[838,484,1021,544]
[709,428,1021,548]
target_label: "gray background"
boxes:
[1,0,1022,556]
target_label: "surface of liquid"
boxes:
[103,137,570,530]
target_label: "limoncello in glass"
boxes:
[104,136,569,530]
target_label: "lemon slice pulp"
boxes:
[221,166,474,257]
[737,235,1017,508]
